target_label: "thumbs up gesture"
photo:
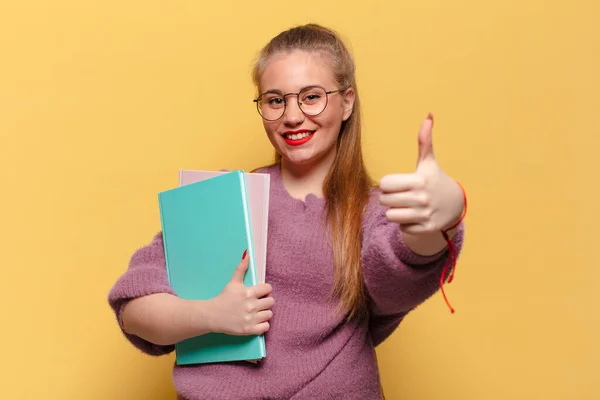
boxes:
[379,113,464,236]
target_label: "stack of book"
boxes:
[157,170,270,365]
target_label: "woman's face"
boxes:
[257,50,355,169]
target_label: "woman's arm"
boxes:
[121,293,212,346]
[108,236,274,353]
[361,194,465,345]
[401,222,461,256]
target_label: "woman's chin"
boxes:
[281,149,315,165]
[282,150,337,172]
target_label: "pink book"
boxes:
[179,170,270,284]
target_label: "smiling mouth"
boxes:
[283,131,313,140]
[282,130,315,146]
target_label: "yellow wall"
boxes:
[1,1,598,398]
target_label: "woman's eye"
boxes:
[303,94,321,103]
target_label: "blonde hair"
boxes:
[252,24,375,320]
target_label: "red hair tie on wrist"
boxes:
[439,181,467,314]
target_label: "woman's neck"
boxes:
[280,152,335,201]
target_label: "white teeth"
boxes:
[285,132,312,140]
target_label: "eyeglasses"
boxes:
[253,85,347,121]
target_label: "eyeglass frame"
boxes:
[252,85,350,121]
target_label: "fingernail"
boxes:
[242,249,247,260]
[427,112,434,126]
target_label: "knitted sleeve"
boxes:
[107,232,177,356]
[361,191,465,345]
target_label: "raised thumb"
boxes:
[417,113,435,164]
[231,249,249,283]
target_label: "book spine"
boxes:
[157,193,172,284]
[238,171,266,358]
[261,177,271,284]
[238,171,257,287]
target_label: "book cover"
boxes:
[158,170,266,365]
[179,169,270,284]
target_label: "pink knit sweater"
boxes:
[108,164,465,399]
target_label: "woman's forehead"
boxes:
[259,50,335,93]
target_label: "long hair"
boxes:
[251,24,375,320]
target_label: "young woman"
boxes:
[108,23,466,400]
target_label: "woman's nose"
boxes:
[283,100,305,126]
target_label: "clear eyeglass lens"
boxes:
[258,87,327,120]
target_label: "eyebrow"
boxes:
[260,85,322,96]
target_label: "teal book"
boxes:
[158,170,266,365]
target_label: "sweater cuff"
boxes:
[392,222,465,268]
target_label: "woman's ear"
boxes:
[341,88,356,121]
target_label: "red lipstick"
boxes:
[282,129,315,146]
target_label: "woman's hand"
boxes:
[207,253,274,336]
[379,113,464,236]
